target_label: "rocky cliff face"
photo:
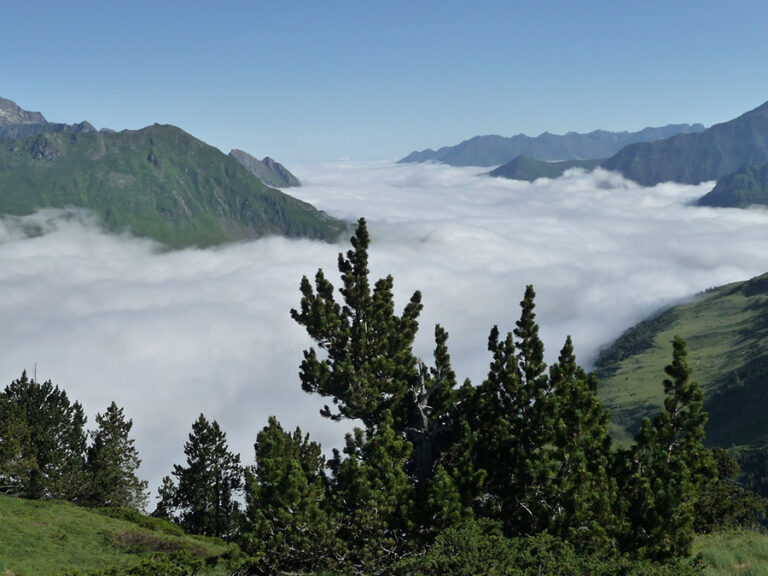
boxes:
[0,97,47,124]
[229,149,301,187]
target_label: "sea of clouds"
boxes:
[3,161,768,503]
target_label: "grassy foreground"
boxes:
[696,530,768,576]
[3,492,768,575]
[0,494,237,575]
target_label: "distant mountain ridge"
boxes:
[398,124,706,167]
[0,97,344,248]
[602,100,768,186]
[0,97,97,138]
[229,149,301,188]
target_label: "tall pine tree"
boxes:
[164,414,243,539]
[243,416,340,575]
[0,371,87,501]
[84,402,148,509]
[616,336,714,560]
[291,218,461,520]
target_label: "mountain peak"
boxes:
[0,97,47,125]
[229,149,301,188]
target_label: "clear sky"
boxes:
[4,0,768,162]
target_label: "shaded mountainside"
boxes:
[488,155,603,181]
[698,162,768,207]
[399,124,705,167]
[603,100,768,186]
[594,271,768,454]
[0,125,345,248]
[228,148,301,188]
[0,96,97,139]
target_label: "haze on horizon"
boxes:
[3,161,768,498]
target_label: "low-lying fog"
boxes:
[3,161,768,501]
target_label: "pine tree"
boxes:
[462,290,615,543]
[243,416,340,575]
[170,414,243,539]
[616,336,714,560]
[152,475,178,521]
[290,217,423,432]
[329,415,415,574]
[0,395,36,495]
[546,336,615,549]
[84,402,148,509]
[291,218,460,519]
[464,287,557,535]
[0,371,87,501]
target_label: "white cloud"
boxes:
[3,162,768,503]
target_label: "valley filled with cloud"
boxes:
[2,162,768,498]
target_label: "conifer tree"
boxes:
[329,415,415,574]
[84,402,148,509]
[463,290,615,542]
[546,337,615,548]
[170,414,243,539]
[0,396,35,495]
[243,416,340,575]
[0,371,87,501]
[616,336,714,560]
[290,217,423,431]
[464,287,558,535]
[292,218,460,511]
[152,475,178,521]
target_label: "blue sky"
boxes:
[4,0,768,162]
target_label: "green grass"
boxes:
[695,530,768,576]
[0,494,236,575]
[595,273,768,450]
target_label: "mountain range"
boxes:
[398,124,706,167]
[0,98,343,248]
[602,100,768,186]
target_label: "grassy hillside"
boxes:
[695,530,768,576]
[0,494,238,575]
[0,125,344,248]
[3,492,767,575]
[594,271,768,450]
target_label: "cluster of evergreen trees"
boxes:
[0,372,147,508]
[1,217,765,575]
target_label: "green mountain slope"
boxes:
[0,125,344,248]
[594,271,768,451]
[488,155,603,181]
[698,162,768,207]
[398,124,705,166]
[0,494,235,575]
[602,100,768,186]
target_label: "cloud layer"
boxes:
[3,163,768,502]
